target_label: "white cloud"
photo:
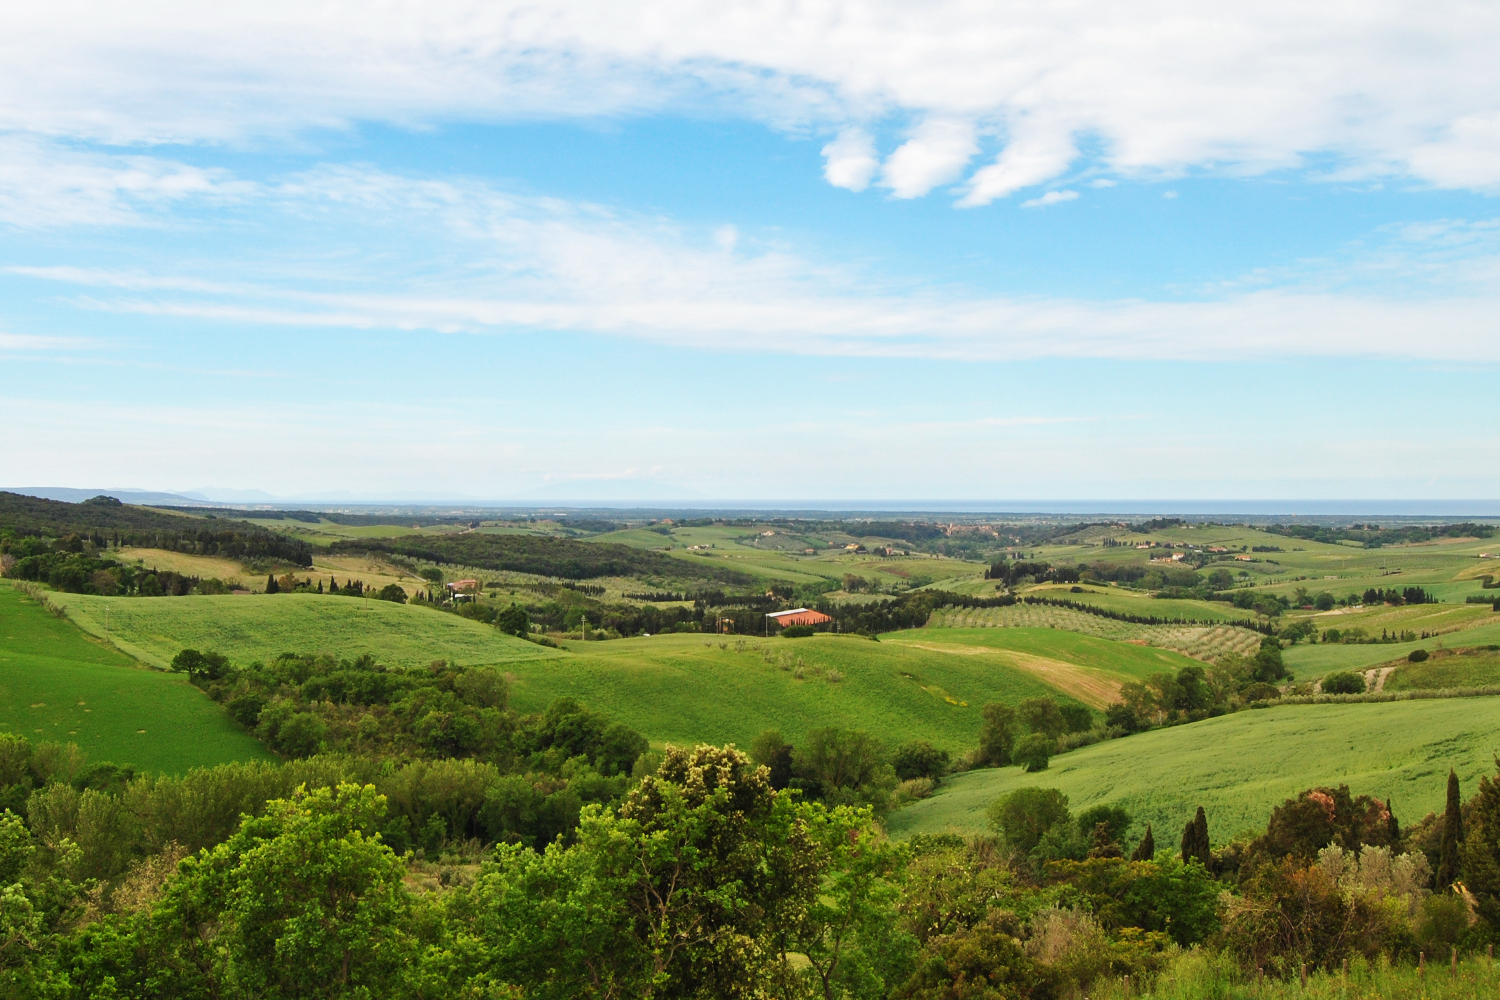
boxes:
[6,2,1500,199]
[11,161,1500,363]
[821,128,879,191]
[0,332,89,350]
[961,129,1078,206]
[0,135,246,227]
[880,119,978,198]
[1021,190,1078,209]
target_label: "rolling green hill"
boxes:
[503,631,1080,753]
[887,697,1500,846]
[49,592,560,670]
[0,585,272,773]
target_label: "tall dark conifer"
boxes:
[1192,806,1211,866]
[1131,823,1155,861]
[1438,769,1463,888]
[265,573,279,594]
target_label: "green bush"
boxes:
[892,740,951,781]
[1408,648,1430,662]
[1320,671,1366,695]
[780,625,814,638]
[1014,733,1055,772]
[987,786,1071,852]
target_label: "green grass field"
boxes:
[887,697,1500,845]
[50,592,560,670]
[1385,650,1500,691]
[503,631,1081,753]
[0,585,272,773]
[1282,618,1500,678]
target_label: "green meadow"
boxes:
[50,592,559,670]
[503,631,1076,753]
[1385,649,1500,691]
[887,696,1500,845]
[0,585,271,773]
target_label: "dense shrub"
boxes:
[1320,671,1366,695]
[1409,648,1430,662]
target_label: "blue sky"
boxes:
[3,2,1500,502]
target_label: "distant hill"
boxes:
[1,486,210,505]
[0,492,313,566]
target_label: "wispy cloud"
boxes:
[8,154,1500,363]
[1021,190,1078,209]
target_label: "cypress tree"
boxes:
[265,573,279,594]
[1131,823,1155,861]
[1438,769,1463,888]
[1193,805,1211,864]
[1181,807,1211,866]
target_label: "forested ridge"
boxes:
[336,533,753,584]
[0,493,313,567]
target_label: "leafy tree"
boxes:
[169,648,230,683]
[495,603,530,637]
[749,730,794,790]
[1320,671,1365,695]
[1252,640,1289,683]
[987,787,1070,853]
[976,703,1018,767]
[776,807,915,1000]
[1017,697,1065,739]
[144,783,413,998]
[891,740,951,782]
[473,744,821,999]
[1012,733,1053,773]
[1058,704,1093,733]
[1250,786,1398,863]
[374,583,407,603]
[795,729,895,810]
[1076,804,1132,846]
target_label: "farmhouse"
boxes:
[767,608,834,629]
[446,579,480,601]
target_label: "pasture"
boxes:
[504,631,1083,754]
[1385,648,1500,691]
[49,592,559,670]
[887,696,1500,845]
[0,585,271,773]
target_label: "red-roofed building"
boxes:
[767,608,833,629]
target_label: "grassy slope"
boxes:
[1386,651,1500,691]
[887,697,1500,845]
[0,585,271,773]
[505,632,1097,753]
[1283,618,1500,678]
[50,593,560,670]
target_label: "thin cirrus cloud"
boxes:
[3,3,1500,204]
[9,161,1500,364]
